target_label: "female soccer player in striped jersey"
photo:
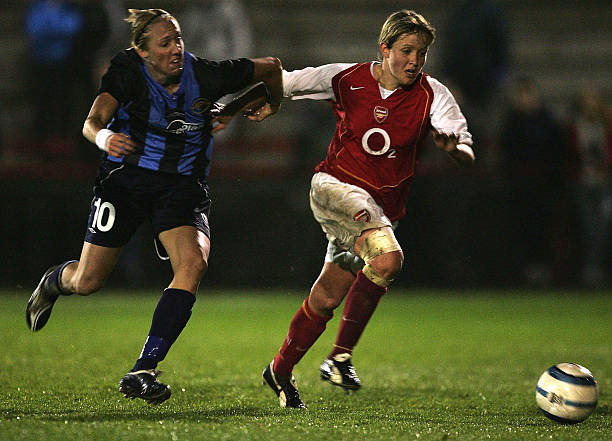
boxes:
[263,10,475,408]
[26,8,282,405]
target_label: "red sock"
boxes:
[329,270,386,358]
[273,296,331,378]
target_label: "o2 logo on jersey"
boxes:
[90,198,116,232]
[361,127,396,158]
[166,119,204,134]
[165,110,204,135]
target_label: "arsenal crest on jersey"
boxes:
[373,106,389,123]
[353,209,371,223]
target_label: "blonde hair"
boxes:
[378,10,436,49]
[125,8,174,50]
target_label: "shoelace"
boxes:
[336,360,358,381]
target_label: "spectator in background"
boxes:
[179,0,253,62]
[93,0,130,83]
[499,77,568,285]
[25,0,84,149]
[71,0,110,158]
[178,1,254,143]
[442,0,509,164]
[71,0,109,93]
[0,103,3,160]
[567,87,612,287]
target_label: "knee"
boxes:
[358,228,403,285]
[367,250,404,282]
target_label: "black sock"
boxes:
[48,260,76,296]
[132,288,196,372]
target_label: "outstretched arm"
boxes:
[210,57,283,134]
[283,63,355,100]
[248,56,283,121]
[210,82,272,134]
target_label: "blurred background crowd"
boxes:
[1,0,610,290]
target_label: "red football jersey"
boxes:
[283,62,472,222]
[314,63,432,221]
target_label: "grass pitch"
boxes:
[0,288,610,440]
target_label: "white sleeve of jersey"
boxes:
[283,63,356,101]
[427,76,474,148]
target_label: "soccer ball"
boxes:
[536,363,598,424]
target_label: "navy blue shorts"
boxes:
[84,162,211,254]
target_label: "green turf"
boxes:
[0,288,610,440]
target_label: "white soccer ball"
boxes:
[536,363,598,424]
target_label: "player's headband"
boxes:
[135,11,164,47]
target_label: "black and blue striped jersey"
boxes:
[98,48,254,178]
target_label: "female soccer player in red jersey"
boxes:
[263,10,475,408]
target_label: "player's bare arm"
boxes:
[83,92,137,158]
[210,57,282,134]
[247,56,283,121]
[211,82,271,135]
[432,130,475,166]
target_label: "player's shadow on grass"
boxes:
[13,405,268,423]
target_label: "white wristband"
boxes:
[95,129,114,152]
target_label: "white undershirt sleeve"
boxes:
[283,63,356,101]
[427,76,473,148]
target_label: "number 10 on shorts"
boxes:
[92,198,116,232]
